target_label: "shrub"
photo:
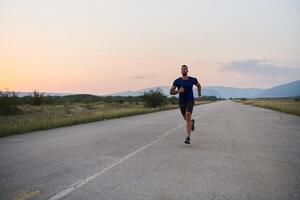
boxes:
[168,96,178,105]
[143,88,167,108]
[31,90,45,105]
[199,96,218,101]
[294,96,300,101]
[0,90,21,115]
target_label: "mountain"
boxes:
[12,80,299,98]
[201,88,222,97]
[109,86,261,98]
[204,86,264,98]
[109,80,300,98]
[256,80,300,98]
[15,92,74,97]
[110,86,241,98]
[110,87,170,97]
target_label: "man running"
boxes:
[170,65,201,144]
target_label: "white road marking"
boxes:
[49,124,184,200]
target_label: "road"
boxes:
[0,101,299,200]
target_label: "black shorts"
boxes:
[179,100,194,116]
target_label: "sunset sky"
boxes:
[1,0,299,95]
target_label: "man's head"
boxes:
[181,65,188,76]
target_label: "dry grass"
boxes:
[235,98,300,116]
[0,100,213,137]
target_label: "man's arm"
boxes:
[196,81,201,96]
[170,85,178,95]
[170,85,184,95]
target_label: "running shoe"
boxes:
[185,136,190,144]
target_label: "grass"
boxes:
[235,98,300,116]
[0,100,213,137]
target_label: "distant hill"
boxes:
[109,80,300,98]
[15,92,74,97]
[203,86,263,98]
[201,88,222,97]
[110,87,168,97]
[256,80,300,98]
[109,86,261,98]
[109,86,263,98]
[11,80,300,98]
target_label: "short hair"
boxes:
[181,65,188,68]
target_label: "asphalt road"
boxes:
[0,100,299,200]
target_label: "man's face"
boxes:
[181,66,188,76]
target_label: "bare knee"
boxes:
[185,112,192,121]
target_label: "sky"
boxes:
[1,0,300,95]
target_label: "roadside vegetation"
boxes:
[0,89,220,137]
[234,97,300,116]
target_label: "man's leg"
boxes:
[185,112,192,137]
[185,100,195,136]
[179,104,186,120]
[180,104,190,144]
[184,100,195,144]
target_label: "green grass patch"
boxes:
[235,98,300,116]
[0,100,213,137]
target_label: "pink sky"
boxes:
[1,0,299,95]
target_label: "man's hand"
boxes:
[170,86,185,95]
[198,91,201,97]
[178,87,185,94]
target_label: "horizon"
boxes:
[1,0,300,95]
[6,79,299,96]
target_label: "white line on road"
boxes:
[49,124,184,200]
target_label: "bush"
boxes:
[31,90,45,105]
[198,96,218,101]
[294,96,300,101]
[143,88,167,108]
[0,90,21,115]
[64,101,72,115]
[168,96,178,105]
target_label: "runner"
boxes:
[170,65,201,144]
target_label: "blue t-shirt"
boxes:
[173,76,198,104]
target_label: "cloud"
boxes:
[219,59,300,78]
[130,74,158,79]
